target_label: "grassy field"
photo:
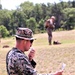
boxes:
[0,30,75,75]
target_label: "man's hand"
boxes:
[28,48,35,61]
[54,70,63,75]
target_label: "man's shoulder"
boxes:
[7,48,24,58]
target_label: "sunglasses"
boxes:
[30,40,34,44]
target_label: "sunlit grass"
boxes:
[0,30,75,75]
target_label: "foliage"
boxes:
[62,8,75,30]
[26,17,37,33]
[0,25,9,38]
[0,4,2,9]
[0,1,75,37]
[38,19,45,33]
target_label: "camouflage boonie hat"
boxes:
[15,27,35,40]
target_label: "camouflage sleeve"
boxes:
[8,53,37,75]
[37,73,54,75]
[14,55,37,75]
[30,59,37,68]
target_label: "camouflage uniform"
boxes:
[46,19,55,45]
[46,27,53,45]
[6,48,53,75]
[6,47,37,75]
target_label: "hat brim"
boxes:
[15,35,35,40]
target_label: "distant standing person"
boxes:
[44,16,56,45]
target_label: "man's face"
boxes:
[24,40,33,51]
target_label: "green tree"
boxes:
[33,4,42,23]
[46,3,52,16]
[62,8,75,30]
[9,10,27,34]
[72,0,75,7]
[20,1,34,19]
[26,17,37,33]
[41,3,47,19]
[38,19,45,32]
[0,9,11,30]
[0,4,2,9]
[0,25,9,38]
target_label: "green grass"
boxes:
[0,30,75,75]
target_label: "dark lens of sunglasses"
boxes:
[30,40,33,43]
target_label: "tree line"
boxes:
[0,1,75,37]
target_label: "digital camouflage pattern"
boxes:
[6,48,37,75]
[6,48,54,75]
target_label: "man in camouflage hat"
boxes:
[6,27,37,75]
[6,27,63,75]
[45,16,56,45]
